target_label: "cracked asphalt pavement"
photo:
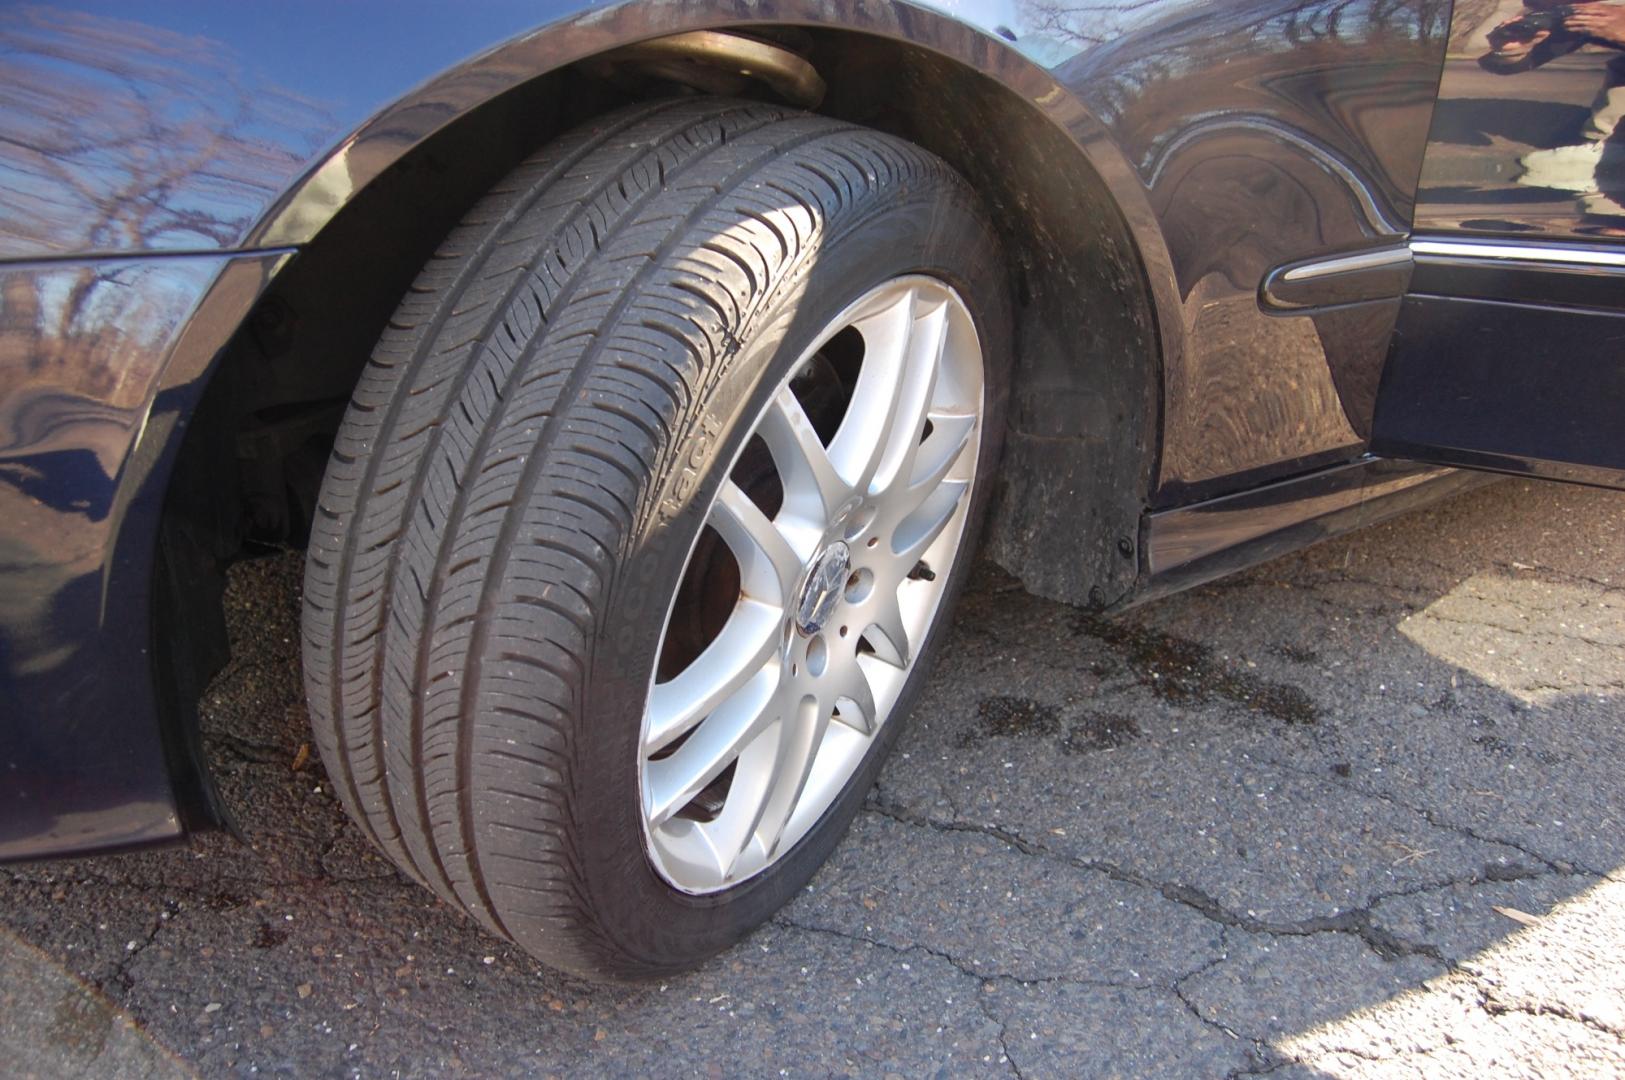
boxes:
[3,478,1624,1078]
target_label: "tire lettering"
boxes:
[659,412,723,521]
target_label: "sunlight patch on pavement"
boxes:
[1278,875,1625,1076]
[1399,571,1624,706]
[0,926,191,1080]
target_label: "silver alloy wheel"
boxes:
[640,275,985,894]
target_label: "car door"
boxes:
[1372,0,1625,489]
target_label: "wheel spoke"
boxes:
[892,478,970,564]
[832,656,878,735]
[749,695,831,860]
[646,598,781,752]
[896,411,975,519]
[758,387,847,527]
[704,718,784,880]
[871,297,948,500]
[864,585,911,668]
[644,663,781,827]
[709,479,800,601]
[827,289,916,496]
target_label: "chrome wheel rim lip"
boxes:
[638,275,985,895]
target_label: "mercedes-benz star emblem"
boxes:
[795,541,851,635]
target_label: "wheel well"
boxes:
[158,27,1159,824]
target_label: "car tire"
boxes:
[302,97,1010,978]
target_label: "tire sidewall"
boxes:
[569,176,1012,972]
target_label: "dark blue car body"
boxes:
[2,0,1621,861]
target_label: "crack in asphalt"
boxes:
[1272,976,1625,1072]
[780,782,1625,1074]
[1410,610,1624,656]
[1258,754,1601,879]
[770,915,1031,1079]
[772,913,1243,1079]
[1168,953,1290,1080]
[1493,562,1623,595]
[313,826,404,884]
[1477,983,1625,1040]
[772,913,1148,992]
[100,899,179,1006]
[1168,949,1249,1043]
[1225,1059,1297,1079]
[977,991,1026,1080]
[205,732,293,766]
[861,793,1477,969]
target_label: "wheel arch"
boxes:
[158,9,1168,827]
[245,7,1171,596]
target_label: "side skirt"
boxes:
[1122,457,1498,610]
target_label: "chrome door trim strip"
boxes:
[1410,239,1625,269]
[1280,244,1411,281]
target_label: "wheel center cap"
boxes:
[795,541,850,636]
